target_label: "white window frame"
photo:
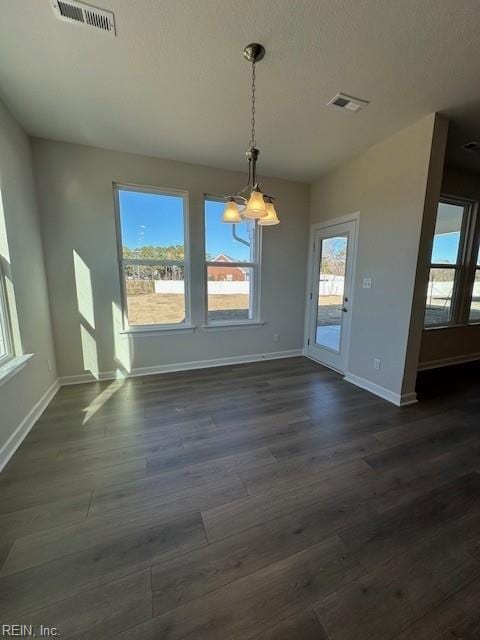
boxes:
[114,183,192,333]
[203,195,262,327]
[466,201,480,325]
[425,195,479,329]
[0,264,14,367]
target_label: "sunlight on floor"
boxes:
[82,378,125,425]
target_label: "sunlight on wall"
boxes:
[112,301,132,376]
[73,249,99,378]
[73,250,95,329]
[80,303,132,424]
[80,324,99,378]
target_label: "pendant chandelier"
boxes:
[221,43,280,226]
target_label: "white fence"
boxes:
[155,280,250,294]
[318,276,480,301]
[155,276,345,296]
[153,277,480,299]
[319,274,344,296]
[428,281,480,299]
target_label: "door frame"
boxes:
[303,212,360,373]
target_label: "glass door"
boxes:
[315,234,348,352]
[307,220,357,373]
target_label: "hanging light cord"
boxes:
[249,60,256,149]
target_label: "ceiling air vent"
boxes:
[51,0,116,35]
[327,93,369,113]
[462,141,480,152]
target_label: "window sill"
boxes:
[424,325,456,331]
[424,323,467,331]
[120,324,196,336]
[0,354,34,387]
[424,322,480,331]
[203,320,265,331]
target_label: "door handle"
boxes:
[337,307,348,312]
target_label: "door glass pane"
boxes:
[315,235,347,352]
[431,202,464,264]
[425,267,455,326]
[124,264,185,325]
[469,269,480,323]
[207,265,253,322]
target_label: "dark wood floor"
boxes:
[1,356,479,639]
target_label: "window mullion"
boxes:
[205,261,256,268]
[0,267,13,363]
[456,202,478,323]
[123,258,185,267]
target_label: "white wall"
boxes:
[32,139,310,381]
[310,114,446,402]
[0,100,57,465]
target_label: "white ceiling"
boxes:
[1,0,480,182]
[445,109,480,177]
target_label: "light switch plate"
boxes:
[363,278,372,289]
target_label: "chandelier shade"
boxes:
[222,199,242,223]
[259,200,280,226]
[244,189,267,219]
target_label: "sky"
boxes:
[432,202,463,264]
[118,189,464,265]
[118,190,252,261]
[432,233,460,264]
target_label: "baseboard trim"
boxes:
[397,391,419,406]
[0,379,60,472]
[343,372,418,407]
[418,352,480,371]
[59,349,304,385]
[303,352,344,375]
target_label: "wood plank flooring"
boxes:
[1,356,479,639]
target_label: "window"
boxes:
[0,265,13,366]
[424,197,480,328]
[469,248,480,323]
[424,200,467,326]
[115,186,189,329]
[204,198,261,324]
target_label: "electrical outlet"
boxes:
[273,333,280,343]
[363,278,372,289]
[373,358,381,371]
